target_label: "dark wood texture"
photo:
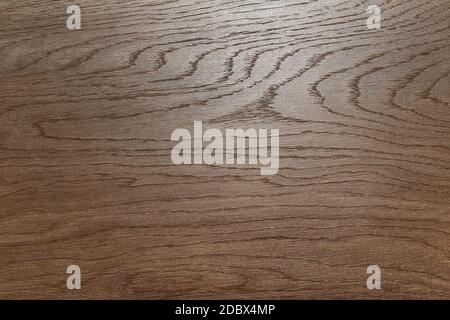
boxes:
[0,0,449,299]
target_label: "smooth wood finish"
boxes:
[0,0,449,299]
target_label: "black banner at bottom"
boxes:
[1,300,447,318]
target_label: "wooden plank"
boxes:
[0,0,449,299]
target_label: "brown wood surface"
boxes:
[0,0,449,299]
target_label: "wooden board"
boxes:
[0,0,449,299]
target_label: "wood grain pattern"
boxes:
[0,0,449,299]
